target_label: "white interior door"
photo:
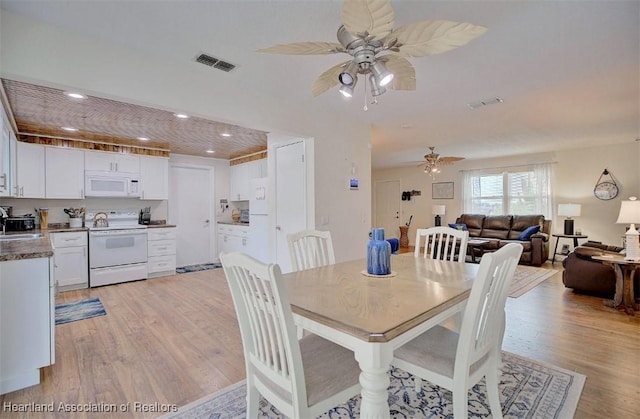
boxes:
[374,180,401,240]
[275,141,307,273]
[169,165,213,267]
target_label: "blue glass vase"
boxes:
[367,228,391,275]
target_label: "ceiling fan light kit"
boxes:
[257,0,487,104]
[417,146,465,178]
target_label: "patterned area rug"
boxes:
[55,297,106,325]
[163,351,585,419]
[176,263,222,274]
[509,266,559,298]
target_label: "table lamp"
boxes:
[558,203,581,235]
[432,205,446,227]
[616,196,640,261]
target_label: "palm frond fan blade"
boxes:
[385,20,487,57]
[438,157,465,164]
[342,0,395,40]
[311,61,350,97]
[257,42,345,55]
[379,55,416,90]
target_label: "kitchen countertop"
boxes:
[218,221,250,226]
[147,223,177,228]
[0,230,54,262]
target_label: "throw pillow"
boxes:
[448,223,468,231]
[518,225,540,240]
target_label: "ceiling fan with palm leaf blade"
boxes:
[257,0,487,105]
[416,146,465,177]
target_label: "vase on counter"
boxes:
[367,228,391,275]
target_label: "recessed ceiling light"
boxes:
[61,126,78,132]
[206,149,215,154]
[174,113,189,119]
[221,133,232,137]
[137,137,150,141]
[64,91,87,100]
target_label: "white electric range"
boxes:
[85,210,148,287]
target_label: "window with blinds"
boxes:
[463,164,552,216]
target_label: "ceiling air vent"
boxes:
[195,53,236,72]
[213,60,236,72]
[467,97,503,110]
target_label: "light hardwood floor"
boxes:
[1,261,639,418]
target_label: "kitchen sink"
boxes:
[0,233,44,241]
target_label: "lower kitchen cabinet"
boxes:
[218,223,250,256]
[148,227,176,278]
[0,256,54,395]
[51,231,88,291]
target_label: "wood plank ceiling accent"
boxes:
[1,79,268,160]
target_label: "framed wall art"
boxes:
[432,182,454,199]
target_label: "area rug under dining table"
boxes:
[163,351,585,419]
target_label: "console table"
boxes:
[592,255,639,315]
[551,234,588,264]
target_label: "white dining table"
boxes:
[282,253,479,418]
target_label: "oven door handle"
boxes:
[90,230,148,237]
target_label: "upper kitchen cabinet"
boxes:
[140,156,168,200]
[15,141,45,198]
[45,147,85,199]
[85,150,140,174]
[0,102,17,197]
[229,158,267,201]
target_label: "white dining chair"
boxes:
[392,242,523,418]
[220,252,361,418]
[287,229,336,271]
[414,226,469,263]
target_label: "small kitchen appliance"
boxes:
[139,207,151,225]
[5,216,36,231]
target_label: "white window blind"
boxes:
[462,163,553,217]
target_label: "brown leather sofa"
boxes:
[455,214,551,266]
[562,241,625,297]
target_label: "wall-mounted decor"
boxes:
[593,168,619,200]
[432,182,454,199]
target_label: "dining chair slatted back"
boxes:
[287,230,336,271]
[414,226,469,263]
[392,243,523,418]
[220,252,361,418]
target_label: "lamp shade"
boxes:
[432,205,446,215]
[558,204,581,218]
[616,197,640,224]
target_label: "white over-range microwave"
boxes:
[85,171,141,198]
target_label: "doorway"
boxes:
[374,180,402,241]
[168,164,214,267]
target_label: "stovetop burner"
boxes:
[85,210,147,230]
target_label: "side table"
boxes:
[467,239,490,263]
[592,255,639,315]
[551,234,588,264]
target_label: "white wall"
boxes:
[373,142,639,247]
[0,10,372,263]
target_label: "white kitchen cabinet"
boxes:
[0,256,54,395]
[148,227,177,278]
[0,103,16,197]
[229,158,266,201]
[45,147,85,199]
[140,156,169,200]
[51,231,88,291]
[229,162,249,201]
[85,150,140,174]
[14,141,45,198]
[218,223,250,256]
